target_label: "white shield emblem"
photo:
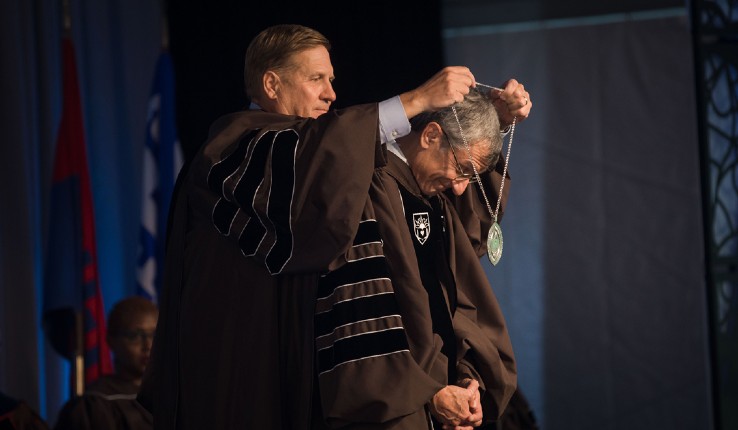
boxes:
[413,212,430,245]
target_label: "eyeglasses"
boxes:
[442,129,478,184]
[117,329,155,344]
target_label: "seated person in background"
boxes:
[0,391,49,430]
[54,296,157,430]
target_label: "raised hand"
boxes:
[400,66,476,119]
[488,78,531,129]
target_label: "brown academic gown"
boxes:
[54,375,152,430]
[0,392,49,430]
[139,104,515,430]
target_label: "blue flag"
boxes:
[137,51,183,303]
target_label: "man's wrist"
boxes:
[379,96,411,143]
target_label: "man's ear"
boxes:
[420,121,444,150]
[263,71,280,100]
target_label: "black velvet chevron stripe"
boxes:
[232,131,278,255]
[265,130,299,274]
[232,130,276,217]
[317,327,409,374]
[238,218,266,256]
[212,198,238,235]
[353,219,381,246]
[315,292,400,339]
[207,129,259,195]
[316,256,390,300]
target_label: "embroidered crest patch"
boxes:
[413,212,430,245]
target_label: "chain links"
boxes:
[451,102,515,224]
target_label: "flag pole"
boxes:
[62,0,71,35]
[62,0,85,397]
[74,310,85,396]
[161,0,169,51]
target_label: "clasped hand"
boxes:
[430,378,483,429]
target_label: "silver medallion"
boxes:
[451,106,517,268]
[487,222,503,266]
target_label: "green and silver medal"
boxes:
[452,101,515,266]
[487,218,504,266]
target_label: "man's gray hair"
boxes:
[410,89,502,169]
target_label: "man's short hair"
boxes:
[244,24,331,102]
[107,296,158,337]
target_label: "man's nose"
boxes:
[323,82,336,102]
[451,180,469,196]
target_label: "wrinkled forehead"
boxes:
[284,46,334,76]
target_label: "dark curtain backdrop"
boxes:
[1,0,714,429]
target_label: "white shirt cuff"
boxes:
[378,96,411,144]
